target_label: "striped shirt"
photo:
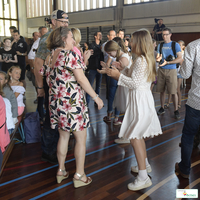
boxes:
[180,38,200,110]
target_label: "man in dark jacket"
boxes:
[86,31,104,104]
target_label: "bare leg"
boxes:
[57,129,70,175]
[150,83,155,91]
[160,92,165,108]
[131,138,146,170]
[73,129,87,181]
[167,94,172,105]
[177,78,182,106]
[172,93,178,111]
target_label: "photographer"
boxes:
[156,27,182,119]
[152,19,165,43]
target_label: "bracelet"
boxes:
[37,86,44,89]
[22,53,23,56]
[92,94,99,101]
[167,61,169,65]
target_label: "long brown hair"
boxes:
[131,29,156,82]
[104,40,121,61]
[113,37,128,54]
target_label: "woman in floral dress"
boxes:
[42,27,104,188]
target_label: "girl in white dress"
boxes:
[8,66,25,116]
[106,29,162,191]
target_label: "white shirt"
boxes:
[3,98,15,130]
[180,38,200,110]
[28,38,40,60]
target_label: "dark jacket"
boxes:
[88,41,104,70]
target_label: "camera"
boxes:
[154,18,160,24]
[166,55,175,61]
[44,17,52,24]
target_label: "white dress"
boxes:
[113,53,132,113]
[118,56,162,139]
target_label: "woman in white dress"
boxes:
[106,29,162,191]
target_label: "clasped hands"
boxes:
[97,61,123,80]
[156,54,168,67]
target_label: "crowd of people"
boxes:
[0,10,200,192]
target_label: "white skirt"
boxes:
[118,89,162,139]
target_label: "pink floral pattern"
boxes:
[41,50,89,132]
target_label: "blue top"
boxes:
[157,41,181,69]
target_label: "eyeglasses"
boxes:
[162,34,170,36]
[56,19,70,25]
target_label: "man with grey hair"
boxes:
[34,10,69,164]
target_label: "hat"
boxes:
[51,10,68,20]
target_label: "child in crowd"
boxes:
[98,38,132,127]
[8,66,25,116]
[0,38,17,72]
[0,71,18,124]
[105,29,162,191]
[0,82,10,153]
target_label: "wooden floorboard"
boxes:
[0,77,200,200]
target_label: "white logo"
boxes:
[18,43,23,48]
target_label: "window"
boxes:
[26,0,53,18]
[57,0,117,13]
[124,0,157,4]
[0,0,18,36]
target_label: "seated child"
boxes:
[0,71,18,124]
[8,66,25,116]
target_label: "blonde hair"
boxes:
[131,29,156,82]
[104,40,121,61]
[46,27,71,50]
[178,40,185,51]
[71,27,81,47]
[7,66,21,83]
[0,71,8,88]
[113,37,128,54]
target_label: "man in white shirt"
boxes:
[175,38,200,179]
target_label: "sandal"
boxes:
[73,173,92,188]
[164,103,170,109]
[56,169,69,183]
[103,116,111,123]
[178,104,181,109]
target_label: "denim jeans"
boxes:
[86,69,102,104]
[179,104,200,175]
[106,75,120,117]
[41,79,59,155]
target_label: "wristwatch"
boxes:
[22,53,24,56]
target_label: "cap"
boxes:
[51,10,68,20]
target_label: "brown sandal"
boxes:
[164,103,170,109]
[73,173,92,188]
[56,169,69,183]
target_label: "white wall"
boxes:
[24,0,200,37]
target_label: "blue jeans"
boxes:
[179,104,200,175]
[86,69,102,104]
[106,75,120,117]
[41,79,59,155]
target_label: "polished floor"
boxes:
[0,77,200,200]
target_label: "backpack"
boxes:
[24,112,41,143]
[159,41,179,68]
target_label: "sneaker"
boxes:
[113,119,122,125]
[175,162,189,179]
[114,138,130,144]
[157,107,165,115]
[103,116,111,123]
[131,164,152,173]
[128,176,152,191]
[41,152,58,164]
[174,110,180,119]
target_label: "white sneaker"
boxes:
[131,164,152,173]
[128,176,152,191]
[114,138,130,144]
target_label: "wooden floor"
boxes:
[0,77,200,200]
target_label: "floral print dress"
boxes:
[41,49,90,132]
